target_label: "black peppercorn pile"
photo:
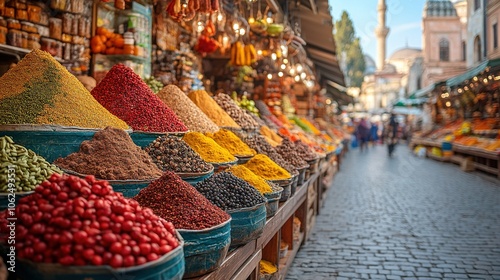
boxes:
[144,135,212,173]
[275,138,309,169]
[194,171,266,211]
[243,134,296,174]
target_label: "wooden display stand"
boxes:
[195,172,322,280]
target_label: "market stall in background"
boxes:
[410,60,500,178]
[0,0,352,279]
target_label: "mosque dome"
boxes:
[424,0,458,17]
[388,48,423,61]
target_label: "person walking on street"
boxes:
[356,118,371,152]
[387,113,399,156]
[370,122,379,146]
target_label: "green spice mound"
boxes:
[0,49,129,129]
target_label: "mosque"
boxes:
[359,0,468,113]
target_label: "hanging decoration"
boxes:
[167,0,220,22]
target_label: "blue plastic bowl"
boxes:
[227,203,267,247]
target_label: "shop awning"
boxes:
[446,58,500,87]
[326,82,353,105]
[393,97,427,107]
[409,83,436,98]
[290,1,346,88]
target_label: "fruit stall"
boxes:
[0,0,348,277]
[410,62,500,178]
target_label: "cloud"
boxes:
[391,22,421,34]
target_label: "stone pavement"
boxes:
[285,144,500,280]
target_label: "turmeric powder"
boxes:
[207,129,256,156]
[183,132,236,163]
[188,90,240,128]
[260,260,277,274]
[260,125,282,145]
[243,154,291,180]
[228,165,272,194]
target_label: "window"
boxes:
[474,36,482,62]
[462,41,467,61]
[439,39,450,61]
[494,23,498,49]
[474,0,481,11]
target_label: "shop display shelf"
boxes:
[278,232,305,279]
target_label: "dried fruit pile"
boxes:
[188,90,240,129]
[213,93,259,130]
[157,85,219,133]
[91,64,187,133]
[194,172,266,211]
[54,127,162,180]
[0,136,61,192]
[133,171,230,230]
[0,49,128,129]
[144,135,212,174]
[0,173,180,268]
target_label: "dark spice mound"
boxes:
[54,127,163,180]
[144,135,212,173]
[243,134,296,174]
[194,171,266,211]
[293,140,318,161]
[133,171,230,230]
[275,138,309,169]
[91,64,188,132]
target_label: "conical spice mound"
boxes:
[91,64,188,133]
[0,49,128,129]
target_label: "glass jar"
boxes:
[61,13,73,34]
[70,0,84,14]
[49,17,62,40]
[3,7,15,18]
[54,40,63,59]
[123,32,134,55]
[21,21,36,33]
[27,4,41,23]
[16,9,28,21]
[39,11,49,26]
[50,0,67,11]
[7,29,22,47]
[78,16,86,37]
[0,26,7,44]
[0,17,6,28]
[63,42,71,60]
[41,37,56,55]
[61,33,72,43]
[20,31,28,48]
[36,24,49,37]
[72,15,79,35]
[115,0,125,10]
[27,33,40,49]
[7,19,20,29]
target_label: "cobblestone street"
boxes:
[286,144,500,280]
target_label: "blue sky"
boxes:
[328,0,427,61]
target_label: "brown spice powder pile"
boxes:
[54,127,163,180]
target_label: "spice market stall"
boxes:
[0,0,349,279]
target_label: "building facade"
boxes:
[487,0,500,59]
[466,0,487,66]
[421,0,468,87]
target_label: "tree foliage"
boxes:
[334,11,366,88]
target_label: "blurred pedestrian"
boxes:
[370,122,379,146]
[355,117,370,152]
[387,113,399,156]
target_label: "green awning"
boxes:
[409,81,447,99]
[446,58,500,87]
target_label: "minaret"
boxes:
[375,0,390,71]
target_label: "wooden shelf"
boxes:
[278,232,305,278]
[197,171,321,279]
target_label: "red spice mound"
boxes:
[54,127,163,180]
[91,64,187,132]
[133,171,230,230]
